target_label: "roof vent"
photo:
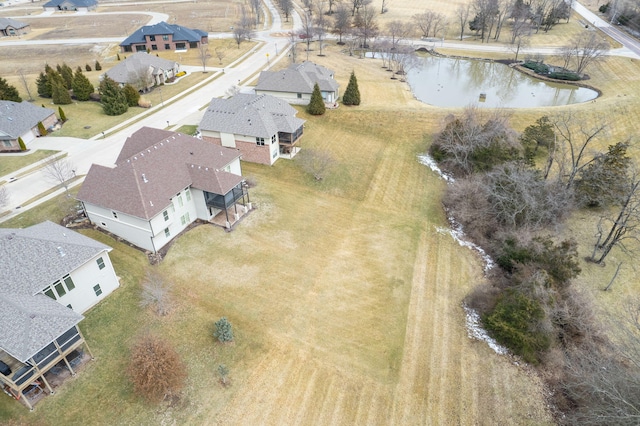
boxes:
[190,152,193,155]
[142,173,148,183]
[150,200,154,206]
[57,246,66,257]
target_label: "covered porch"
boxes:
[204,182,251,230]
[278,125,304,157]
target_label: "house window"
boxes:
[124,46,132,52]
[54,281,67,297]
[44,287,56,300]
[185,212,190,223]
[190,41,198,48]
[186,189,191,201]
[3,141,11,147]
[67,304,73,310]
[271,135,277,144]
[177,195,183,207]
[149,35,156,41]
[97,257,105,270]
[164,228,170,237]
[112,211,118,219]
[101,222,107,227]
[164,44,170,49]
[181,214,186,226]
[151,44,158,51]
[297,93,302,99]
[136,45,146,52]
[273,149,278,159]
[256,137,265,146]
[63,275,75,291]
[93,284,103,296]
[162,35,169,41]
[163,210,169,221]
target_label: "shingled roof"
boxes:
[0,17,29,31]
[0,221,109,362]
[0,101,55,141]
[120,22,207,47]
[255,61,339,95]
[105,52,178,85]
[42,0,98,8]
[77,127,242,220]
[199,93,305,138]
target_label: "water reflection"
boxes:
[406,56,598,108]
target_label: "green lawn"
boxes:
[0,150,58,178]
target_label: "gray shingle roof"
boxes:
[0,18,29,31]
[0,221,112,296]
[199,93,305,138]
[105,52,178,85]
[43,0,97,8]
[120,22,207,47]
[77,127,242,220]
[0,101,55,141]
[0,221,108,363]
[255,61,339,94]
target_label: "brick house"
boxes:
[120,21,208,53]
[0,101,57,152]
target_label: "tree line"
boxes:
[429,107,640,423]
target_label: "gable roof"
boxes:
[0,18,29,31]
[120,22,207,47]
[77,127,242,220]
[0,221,112,296]
[0,101,56,141]
[43,0,98,8]
[199,93,305,138]
[255,61,339,95]
[104,52,178,84]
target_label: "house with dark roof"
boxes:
[255,61,340,105]
[104,52,179,91]
[0,18,30,37]
[43,0,98,12]
[120,21,208,53]
[0,101,57,152]
[0,221,119,409]
[77,127,249,253]
[199,93,306,165]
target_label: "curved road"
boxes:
[0,0,637,221]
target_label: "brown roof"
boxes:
[78,127,242,220]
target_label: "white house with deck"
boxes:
[254,61,339,105]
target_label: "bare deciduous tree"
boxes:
[456,4,471,40]
[315,2,329,56]
[558,32,610,75]
[287,31,299,64]
[43,157,76,196]
[354,3,378,49]
[214,45,227,65]
[17,68,34,101]
[386,20,412,50]
[278,0,293,22]
[233,7,255,48]
[250,0,262,25]
[509,19,532,60]
[332,4,352,44]
[140,271,174,316]
[300,11,316,60]
[295,149,335,180]
[413,10,447,39]
[197,44,211,72]
[381,0,389,14]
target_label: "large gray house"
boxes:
[0,18,30,37]
[104,52,179,91]
[199,93,306,165]
[254,61,339,105]
[0,101,57,152]
[120,21,208,53]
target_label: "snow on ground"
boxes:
[417,153,455,182]
[463,304,509,355]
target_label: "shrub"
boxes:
[483,289,550,364]
[214,317,234,343]
[18,137,26,151]
[58,106,67,122]
[548,72,581,81]
[85,64,92,72]
[122,84,141,107]
[175,71,187,77]
[138,98,152,108]
[128,334,187,403]
[523,61,549,74]
[94,60,102,71]
[37,121,47,136]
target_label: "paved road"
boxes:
[0,0,294,222]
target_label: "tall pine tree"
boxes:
[99,76,128,116]
[58,106,67,122]
[122,84,141,107]
[342,71,361,106]
[307,83,326,115]
[0,77,22,102]
[72,68,94,101]
[57,63,74,90]
[52,78,72,105]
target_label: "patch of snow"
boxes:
[463,304,509,356]
[435,215,495,272]
[417,153,455,182]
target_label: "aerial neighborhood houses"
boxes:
[0,17,29,37]
[0,101,57,152]
[0,221,120,409]
[77,127,250,253]
[255,61,340,105]
[120,21,208,53]
[199,93,306,165]
[104,52,180,92]
[42,0,98,12]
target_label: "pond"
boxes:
[405,56,598,108]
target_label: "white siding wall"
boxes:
[148,189,199,251]
[227,157,242,175]
[191,188,212,220]
[48,251,120,314]
[84,203,155,251]
[255,89,311,105]
[220,132,236,147]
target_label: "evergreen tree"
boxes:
[72,69,94,101]
[307,83,326,115]
[122,84,141,107]
[85,64,92,72]
[57,63,74,89]
[99,76,128,116]
[52,78,72,105]
[18,137,26,151]
[36,71,53,98]
[95,60,102,71]
[58,106,67,122]
[0,77,22,102]
[342,71,361,106]
[117,53,121,61]
[37,121,47,136]
[576,141,631,207]
[213,317,234,343]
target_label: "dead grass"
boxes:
[0,150,58,176]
